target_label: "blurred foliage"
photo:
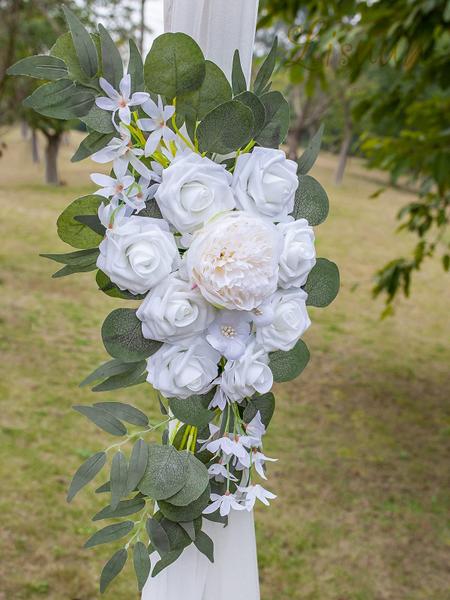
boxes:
[259,0,450,309]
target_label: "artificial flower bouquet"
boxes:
[8,8,339,593]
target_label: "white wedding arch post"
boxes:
[142,1,261,598]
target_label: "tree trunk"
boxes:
[286,88,310,161]
[44,133,61,185]
[31,129,40,163]
[334,96,353,185]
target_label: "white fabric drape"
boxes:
[142,1,261,598]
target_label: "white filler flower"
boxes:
[136,274,216,344]
[278,218,316,288]
[97,216,179,295]
[203,492,246,517]
[137,96,176,156]
[186,211,281,311]
[255,289,311,352]
[96,74,149,126]
[239,484,277,510]
[232,147,298,222]
[146,340,220,399]
[155,150,235,236]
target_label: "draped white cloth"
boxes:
[142,1,261,598]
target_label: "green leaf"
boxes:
[73,404,127,436]
[151,549,182,577]
[23,80,95,119]
[51,32,100,86]
[40,247,99,266]
[67,451,106,502]
[234,91,266,138]
[100,548,127,593]
[128,39,144,93]
[133,541,151,592]
[269,340,310,383]
[194,531,214,563]
[98,24,123,89]
[102,308,162,362]
[144,32,205,99]
[81,359,134,388]
[243,392,275,427]
[73,214,106,236]
[292,175,329,225]
[254,37,278,95]
[57,195,103,249]
[94,402,149,427]
[232,50,247,95]
[146,517,170,553]
[177,60,232,122]
[96,270,146,300]
[165,453,209,507]
[110,451,128,510]
[93,497,146,521]
[96,481,111,494]
[297,124,324,175]
[303,258,340,307]
[92,362,147,393]
[159,484,210,523]
[63,7,99,78]
[179,520,197,541]
[159,517,191,552]
[85,521,134,548]
[256,91,289,148]
[7,55,68,80]
[127,439,149,493]
[138,445,188,500]
[169,390,215,428]
[72,130,115,162]
[197,100,254,154]
[81,104,115,133]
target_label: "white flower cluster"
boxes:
[90,75,317,514]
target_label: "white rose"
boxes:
[136,274,216,344]
[277,219,316,288]
[155,150,235,235]
[232,147,298,222]
[186,211,281,311]
[255,289,311,352]
[146,340,221,399]
[97,216,179,295]
[219,339,273,402]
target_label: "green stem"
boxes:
[105,417,171,453]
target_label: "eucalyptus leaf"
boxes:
[292,175,329,225]
[232,49,247,95]
[72,130,115,162]
[159,518,191,552]
[127,439,149,493]
[93,497,146,521]
[165,453,209,507]
[51,32,100,87]
[67,451,106,502]
[138,445,188,500]
[100,548,127,593]
[91,361,147,392]
[73,214,106,236]
[7,55,68,80]
[110,451,128,510]
[303,258,340,307]
[96,270,146,300]
[63,6,98,78]
[269,339,310,383]
[85,521,134,548]
[254,37,278,95]
[73,404,127,436]
[194,530,214,563]
[136,199,163,219]
[159,484,210,523]
[41,247,99,266]
[128,39,144,93]
[256,91,289,148]
[169,390,215,428]
[133,541,151,592]
[95,402,149,427]
[151,550,182,577]
[57,195,103,249]
[144,32,205,99]
[297,124,324,175]
[98,24,122,89]
[197,100,254,154]
[81,104,115,133]
[102,308,162,362]
[179,520,197,541]
[234,91,266,138]
[146,517,170,554]
[243,392,275,427]
[23,80,95,120]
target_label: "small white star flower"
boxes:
[251,449,278,480]
[208,463,237,482]
[90,159,134,202]
[96,74,149,126]
[239,484,277,510]
[137,96,176,156]
[203,492,246,517]
[205,435,248,461]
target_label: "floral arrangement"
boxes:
[8,8,339,594]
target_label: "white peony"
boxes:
[255,289,310,352]
[186,211,281,311]
[155,150,235,236]
[232,147,298,222]
[278,219,316,288]
[97,216,179,295]
[219,339,273,402]
[146,339,221,399]
[136,274,216,344]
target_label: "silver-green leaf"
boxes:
[67,451,106,502]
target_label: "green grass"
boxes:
[0,128,449,599]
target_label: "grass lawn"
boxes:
[0,128,449,600]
